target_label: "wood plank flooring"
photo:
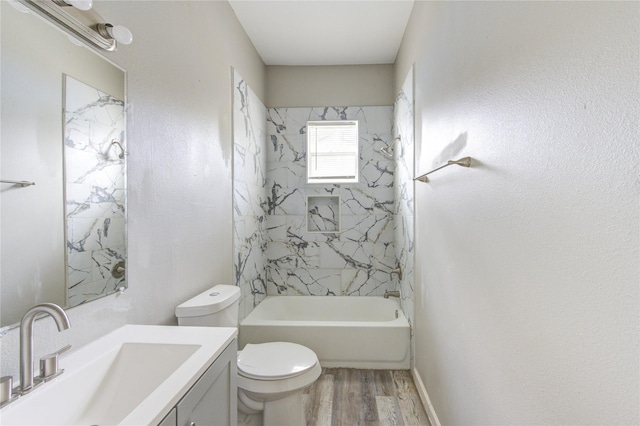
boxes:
[303,369,431,426]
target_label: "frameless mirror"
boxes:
[0,1,127,327]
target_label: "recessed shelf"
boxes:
[307,195,340,233]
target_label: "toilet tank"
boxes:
[175,285,241,327]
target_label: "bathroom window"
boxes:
[307,120,359,184]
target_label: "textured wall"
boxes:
[396,1,639,423]
[1,0,265,380]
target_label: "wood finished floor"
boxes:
[303,369,431,426]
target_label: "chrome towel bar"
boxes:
[414,157,473,183]
[1,180,35,187]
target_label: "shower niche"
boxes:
[307,195,340,233]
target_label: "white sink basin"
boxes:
[0,325,237,425]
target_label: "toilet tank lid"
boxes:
[175,285,241,318]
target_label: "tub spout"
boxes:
[384,290,400,299]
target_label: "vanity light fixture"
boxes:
[96,23,133,45]
[15,0,133,51]
[55,0,93,11]
[8,0,30,13]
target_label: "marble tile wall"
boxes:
[232,76,415,326]
[64,75,126,306]
[232,70,268,320]
[393,68,415,333]
[265,106,398,296]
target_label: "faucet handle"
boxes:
[0,376,19,407]
[37,344,72,382]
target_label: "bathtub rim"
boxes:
[239,295,411,369]
[240,295,408,325]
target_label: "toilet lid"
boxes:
[237,342,318,380]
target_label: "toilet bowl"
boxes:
[237,342,321,425]
[175,285,321,426]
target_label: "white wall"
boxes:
[0,0,265,381]
[396,1,639,424]
[266,64,394,107]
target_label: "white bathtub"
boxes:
[239,296,410,369]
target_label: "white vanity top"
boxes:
[0,324,237,425]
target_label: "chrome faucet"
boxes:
[19,303,70,394]
[384,290,400,299]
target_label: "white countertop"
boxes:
[0,324,237,425]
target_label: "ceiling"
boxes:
[228,1,415,66]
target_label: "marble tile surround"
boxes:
[265,106,398,297]
[394,68,415,333]
[233,70,268,320]
[64,75,126,307]
[232,74,415,325]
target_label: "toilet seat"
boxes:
[238,342,318,380]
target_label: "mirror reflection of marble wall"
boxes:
[64,76,126,307]
[0,2,126,327]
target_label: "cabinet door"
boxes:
[177,340,237,426]
[158,407,177,426]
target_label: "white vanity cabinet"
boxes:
[159,339,238,426]
[158,408,177,426]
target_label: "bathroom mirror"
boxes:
[0,1,127,328]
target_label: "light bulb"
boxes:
[65,0,92,10]
[106,24,133,45]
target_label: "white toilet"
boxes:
[175,285,321,426]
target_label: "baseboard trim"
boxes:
[411,367,441,426]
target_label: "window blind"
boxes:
[307,121,358,183]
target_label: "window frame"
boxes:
[306,120,359,184]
